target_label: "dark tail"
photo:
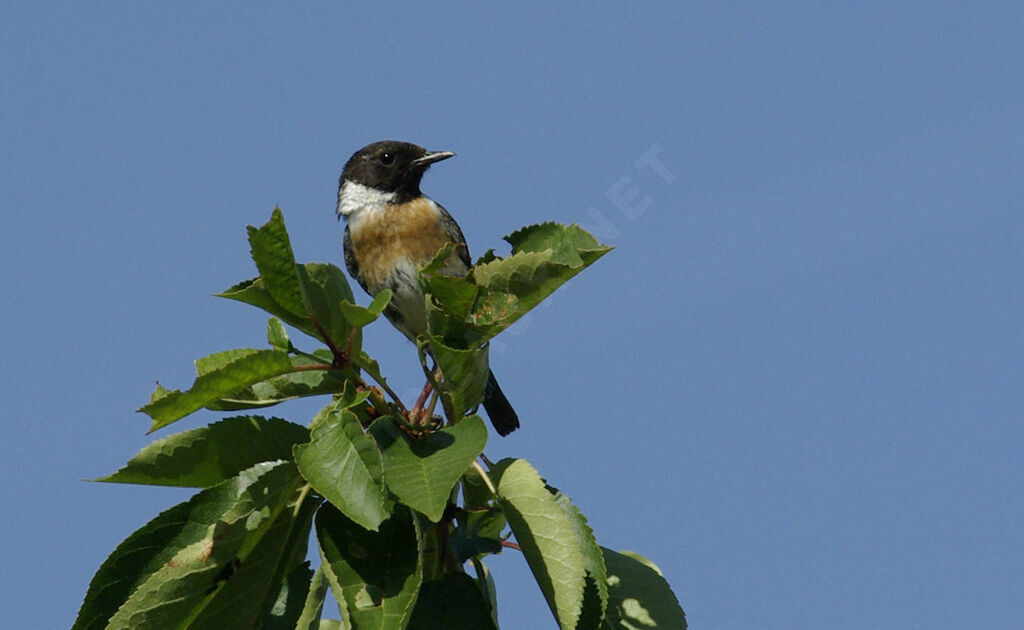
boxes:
[483,370,519,436]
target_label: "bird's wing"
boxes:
[342,224,371,294]
[437,204,472,271]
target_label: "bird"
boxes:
[336,140,520,436]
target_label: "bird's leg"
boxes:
[426,386,441,419]
[410,380,434,424]
[409,364,443,426]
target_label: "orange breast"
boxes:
[350,198,454,291]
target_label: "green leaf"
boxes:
[351,350,394,399]
[552,491,608,630]
[472,559,500,629]
[294,567,330,630]
[296,262,360,351]
[294,400,388,531]
[428,336,490,419]
[216,276,320,340]
[471,223,611,318]
[491,458,588,630]
[424,222,612,348]
[602,548,686,629]
[140,349,296,432]
[407,573,497,630]
[339,288,392,328]
[247,207,306,318]
[260,561,315,630]
[72,461,303,630]
[194,347,262,375]
[420,243,478,322]
[205,358,350,411]
[308,380,373,430]
[219,266,361,353]
[267,317,291,350]
[315,548,350,630]
[504,222,605,265]
[96,416,310,488]
[193,349,346,411]
[456,468,507,551]
[367,416,488,522]
[198,490,318,630]
[225,207,369,353]
[462,466,495,511]
[316,503,422,630]
[449,522,503,564]
[147,381,173,403]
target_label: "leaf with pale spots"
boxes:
[602,548,686,629]
[423,222,612,348]
[316,503,421,630]
[551,489,608,630]
[491,458,588,630]
[267,317,291,350]
[72,461,306,630]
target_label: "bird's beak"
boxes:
[412,150,455,167]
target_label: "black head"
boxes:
[339,140,454,203]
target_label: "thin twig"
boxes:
[292,483,312,519]
[289,347,327,363]
[472,460,497,496]
[352,359,407,412]
[309,316,346,362]
[288,363,333,372]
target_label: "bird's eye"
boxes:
[379,152,395,165]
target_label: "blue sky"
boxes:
[3,3,1022,628]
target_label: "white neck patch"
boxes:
[336,180,397,219]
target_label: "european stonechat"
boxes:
[336,140,520,436]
